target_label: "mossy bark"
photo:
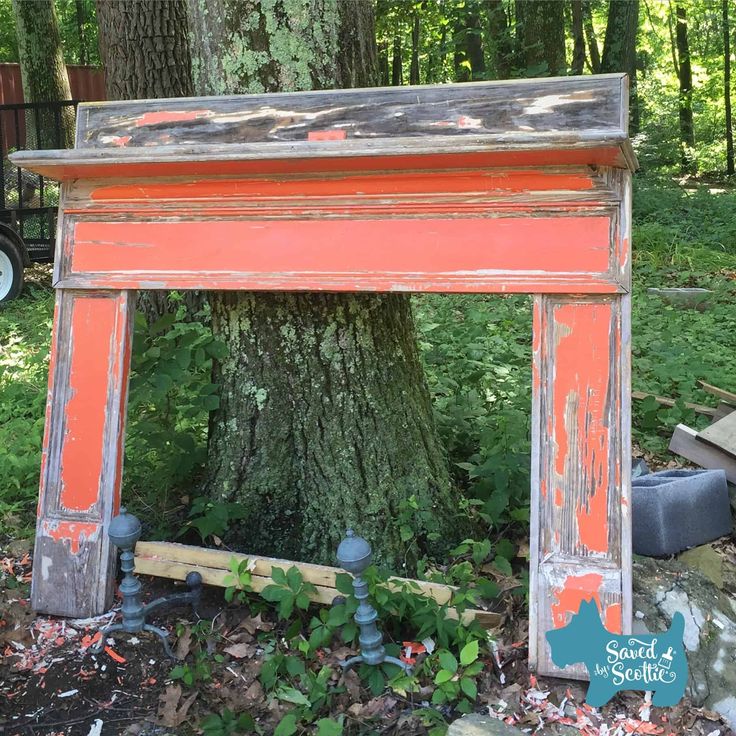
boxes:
[189,0,461,571]
[12,0,74,148]
[206,293,458,571]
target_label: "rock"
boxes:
[448,714,525,736]
[448,714,581,736]
[633,556,736,728]
[678,544,724,588]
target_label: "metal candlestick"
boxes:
[91,508,202,659]
[336,529,411,673]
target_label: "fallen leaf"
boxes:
[158,684,198,727]
[174,627,192,660]
[224,642,254,659]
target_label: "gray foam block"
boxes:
[632,469,732,557]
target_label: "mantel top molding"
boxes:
[12,74,637,180]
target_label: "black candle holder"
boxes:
[91,508,202,659]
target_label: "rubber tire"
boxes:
[0,234,24,303]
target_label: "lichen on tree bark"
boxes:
[189,0,462,571]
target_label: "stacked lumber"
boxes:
[135,541,503,629]
[668,381,736,482]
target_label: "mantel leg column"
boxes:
[32,289,135,617]
[529,293,631,679]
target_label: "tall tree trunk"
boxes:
[674,3,695,172]
[724,0,734,175]
[601,0,639,133]
[378,40,390,86]
[96,0,195,319]
[187,0,459,571]
[391,35,402,86]
[521,0,565,75]
[410,12,420,85]
[75,0,87,65]
[487,0,514,79]
[571,0,585,75]
[12,0,74,149]
[582,0,601,73]
[454,1,485,82]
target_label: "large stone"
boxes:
[447,715,525,736]
[633,556,736,728]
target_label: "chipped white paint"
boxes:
[41,555,53,581]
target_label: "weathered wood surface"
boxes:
[530,292,631,679]
[10,75,637,178]
[696,410,736,459]
[632,390,717,417]
[135,541,503,629]
[711,402,735,424]
[32,289,135,617]
[73,75,630,149]
[698,380,736,406]
[670,424,736,484]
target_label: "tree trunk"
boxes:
[582,0,601,73]
[75,0,87,65]
[12,0,74,149]
[674,4,695,172]
[378,40,390,86]
[571,0,585,75]
[487,0,514,79]
[410,12,420,85]
[188,0,460,571]
[391,35,402,86]
[601,0,639,133]
[97,0,193,100]
[454,1,486,82]
[724,0,734,175]
[96,0,195,320]
[521,0,565,76]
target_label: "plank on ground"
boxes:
[698,381,736,406]
[711,402,735,424]
[134,541,502,628]
[631,390,716,417]
[696,410,736,460]
[669,424,736,484]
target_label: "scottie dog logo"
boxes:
[546,599,687,707]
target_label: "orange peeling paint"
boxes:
[552,302,612,554]
[58,297,117,512]
[550,572,603,629]
[135,110,210,127]
[42,519,100,554]
[554,487,564,507]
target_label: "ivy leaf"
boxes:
[438,650,458,674]
[316,718,344,736]
[271,566,288,586]
[434,669,453,684]
[275,685,311,707]
[460,676,478,700]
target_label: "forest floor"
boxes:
[1,545,734,736]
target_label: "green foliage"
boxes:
[261,566,318,620]
[415,293,532,529]
[179,497,249,544]
[429,641,483,713]
[201,709,256,736]
[125,299,225,533]
[223,556,254,604]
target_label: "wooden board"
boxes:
[632,390,717,417]
[670,424,736,484]
[711,402,735,424]
[696,411,736,460]
[698,381,736,407]
[134,541,502,629]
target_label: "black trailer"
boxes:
[1,100,77,302]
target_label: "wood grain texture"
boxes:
[135,540,503,626]
[697,411,736,458]
[32,289,135,617]
[530,293,630,678]
[73,75,630,148]
[670,424,736,483]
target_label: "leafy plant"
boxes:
[429,640,483,713]
[261,566,318,620]
[201,709,256,736]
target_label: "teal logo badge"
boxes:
[545,599,687,707]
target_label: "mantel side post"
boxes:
[32,288,135,617]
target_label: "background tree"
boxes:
[571,0,586,76]
[520,0,565,75]
[11,0,74,148]
[673,3,696,172]
[186,0,461,570]
[724,0,734,176]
